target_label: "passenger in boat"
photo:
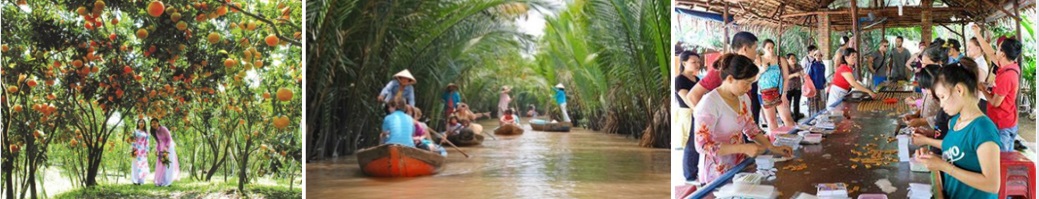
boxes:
[459,119,483,135]
[912,62,1002,198]
[499,109,516,126]
[692,53,793,183]
[456,102,490,127]
[445,115,464,136]
[526,104,538,118]
[381,98,415,147]
[410,107,445,156]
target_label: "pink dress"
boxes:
[692,90,763,183]
[154,126,179,186]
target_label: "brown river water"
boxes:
[305,120,670,198]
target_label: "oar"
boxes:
[430,131,471,158]
[483,126,499,140]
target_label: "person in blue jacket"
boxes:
[442,83,461,117]
[378,69,416,112]
[554,83,571,122]
[801,45,827,114]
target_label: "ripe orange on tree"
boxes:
[273,116,290,129]
[216,6,228,16]
[147,1,165,17]
[207,32,221,44]
[136,29,148,39]
[224,58,236,68]
[265,34,279,47]
[276,88,292,101]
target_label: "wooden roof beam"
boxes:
[982,0,1033,22]
[780,6,968,19]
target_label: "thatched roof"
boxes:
[676,0,1034,30]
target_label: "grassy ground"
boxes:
[53,180,301,199]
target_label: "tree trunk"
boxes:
[237,141,251,194]
[84,146,103,186]
[204,144,230,181]
[4,157,12,199]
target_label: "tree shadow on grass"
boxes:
[53,180,302,199]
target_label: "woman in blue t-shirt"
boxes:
[910,60,1002,199]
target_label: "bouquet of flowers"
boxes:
[159,151,170,165]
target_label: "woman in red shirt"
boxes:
[826,48,877,106]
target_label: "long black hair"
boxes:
[137,119,147,131]
[922,40,948,65]
[149,118,160,140]
[916,64,942,100]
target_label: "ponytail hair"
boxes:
[840,47,858,66]
[937,59,980,96]
[717,53,759,81]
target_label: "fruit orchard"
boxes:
[1,0,302,198]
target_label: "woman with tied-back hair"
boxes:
[151,118,179,187]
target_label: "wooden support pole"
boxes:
[1014,0,1022,64]
[1014,0,1022,105]
[819,13,832,59]
[851,0,860,54]
[921,0,932,46]
[724,3,730,50]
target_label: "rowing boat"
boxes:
[446,128,484,146]
[356,144,445,177]
[494,123,525,135]
[529,119,571,132]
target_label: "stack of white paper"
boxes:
[897,135,910,162]
[755,155,775,170]
[713,183,778,199]
[907,183,933,199]
[816,183,849,199]
[814,119,836,130]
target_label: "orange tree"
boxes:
[1,0,301,196]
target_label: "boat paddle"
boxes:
[483,127,499,140]
[430,131,471,158]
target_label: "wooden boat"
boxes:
[530,119,571,132]
[356,144,445,177]
[446,128,484,146]
[494,123,525,135]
